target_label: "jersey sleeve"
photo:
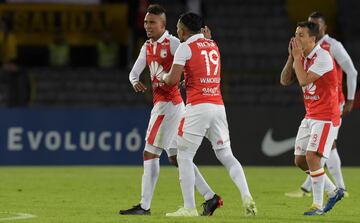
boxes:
[330,40,351,65]
[169,36,180,55]
[341,59,358,100]
[331,41,358,100]
[129,44,147,85]
[173,43,192,66]
[308,51,334,76]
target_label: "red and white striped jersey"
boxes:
[302,44,340,126]
[173,34,223,105]
[129,31,183,105]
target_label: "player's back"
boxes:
[184,36,223,106]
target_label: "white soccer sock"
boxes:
[301,175,312,192]
[178,157,196,209]
[193,164,215,201]
[324,174,337,198]
[310,168,325,208]
[140,158,160,210]
[215,148,252,201]
[326,149,346,189]
[177,135,200,209]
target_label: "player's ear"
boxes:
[311,35,316,42]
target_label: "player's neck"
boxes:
[150,30,166,42]
[303,43,316,57]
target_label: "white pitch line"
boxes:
[0,212,37,222]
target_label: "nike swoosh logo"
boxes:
[261,129,296,157]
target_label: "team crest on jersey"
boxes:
[303,83,317,95]
[150,61,165,81]
[160,48,167,58]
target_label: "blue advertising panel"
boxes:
[0,108,152,165]
[1,107,359,166]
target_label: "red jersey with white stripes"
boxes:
[319,40,344,104]
[302,44,340,126]
[145,33,182,105]
[173,34,223,105]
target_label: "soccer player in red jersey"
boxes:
[280,21,344,215]
[285,12,357,199]
[120,5,218,216]
[163,12,257,217]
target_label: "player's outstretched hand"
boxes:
[201,26,212,39]
[132,81,147,93]
[342,100,354,116]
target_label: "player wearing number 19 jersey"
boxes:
[163,12,257,217]
[120,5,218,216]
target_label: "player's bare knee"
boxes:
[332,141,337,149]
[143,150,159,160]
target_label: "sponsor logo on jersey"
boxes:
[149,61,165,82]
[303,83,316,95]
[303,83,320,100]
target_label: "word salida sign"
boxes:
[0,3,128,45]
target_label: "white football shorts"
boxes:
[145,101,185,156]
[294,118,338,158]
[178,103,231,150]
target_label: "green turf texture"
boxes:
[0,166,359,223]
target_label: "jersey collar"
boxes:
[150,30,169,44]
[307,44,321,59]
[185,33,204,44]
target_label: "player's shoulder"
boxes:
[325,35,343,48]
[317,46,331,56]
[316,47,333,61]
[166,33,180,41]
[164,33,180,44]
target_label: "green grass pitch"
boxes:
[0,166,359,223]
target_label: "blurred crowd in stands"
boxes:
[0,0,359,108]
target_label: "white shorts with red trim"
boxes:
[145,101,185,152]
[294,118,338,158]
[178,103,230,150]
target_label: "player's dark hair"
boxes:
[147,4,166,15]
[297,21,319,38]
[179,12,203,34]
[309,11,327,24]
